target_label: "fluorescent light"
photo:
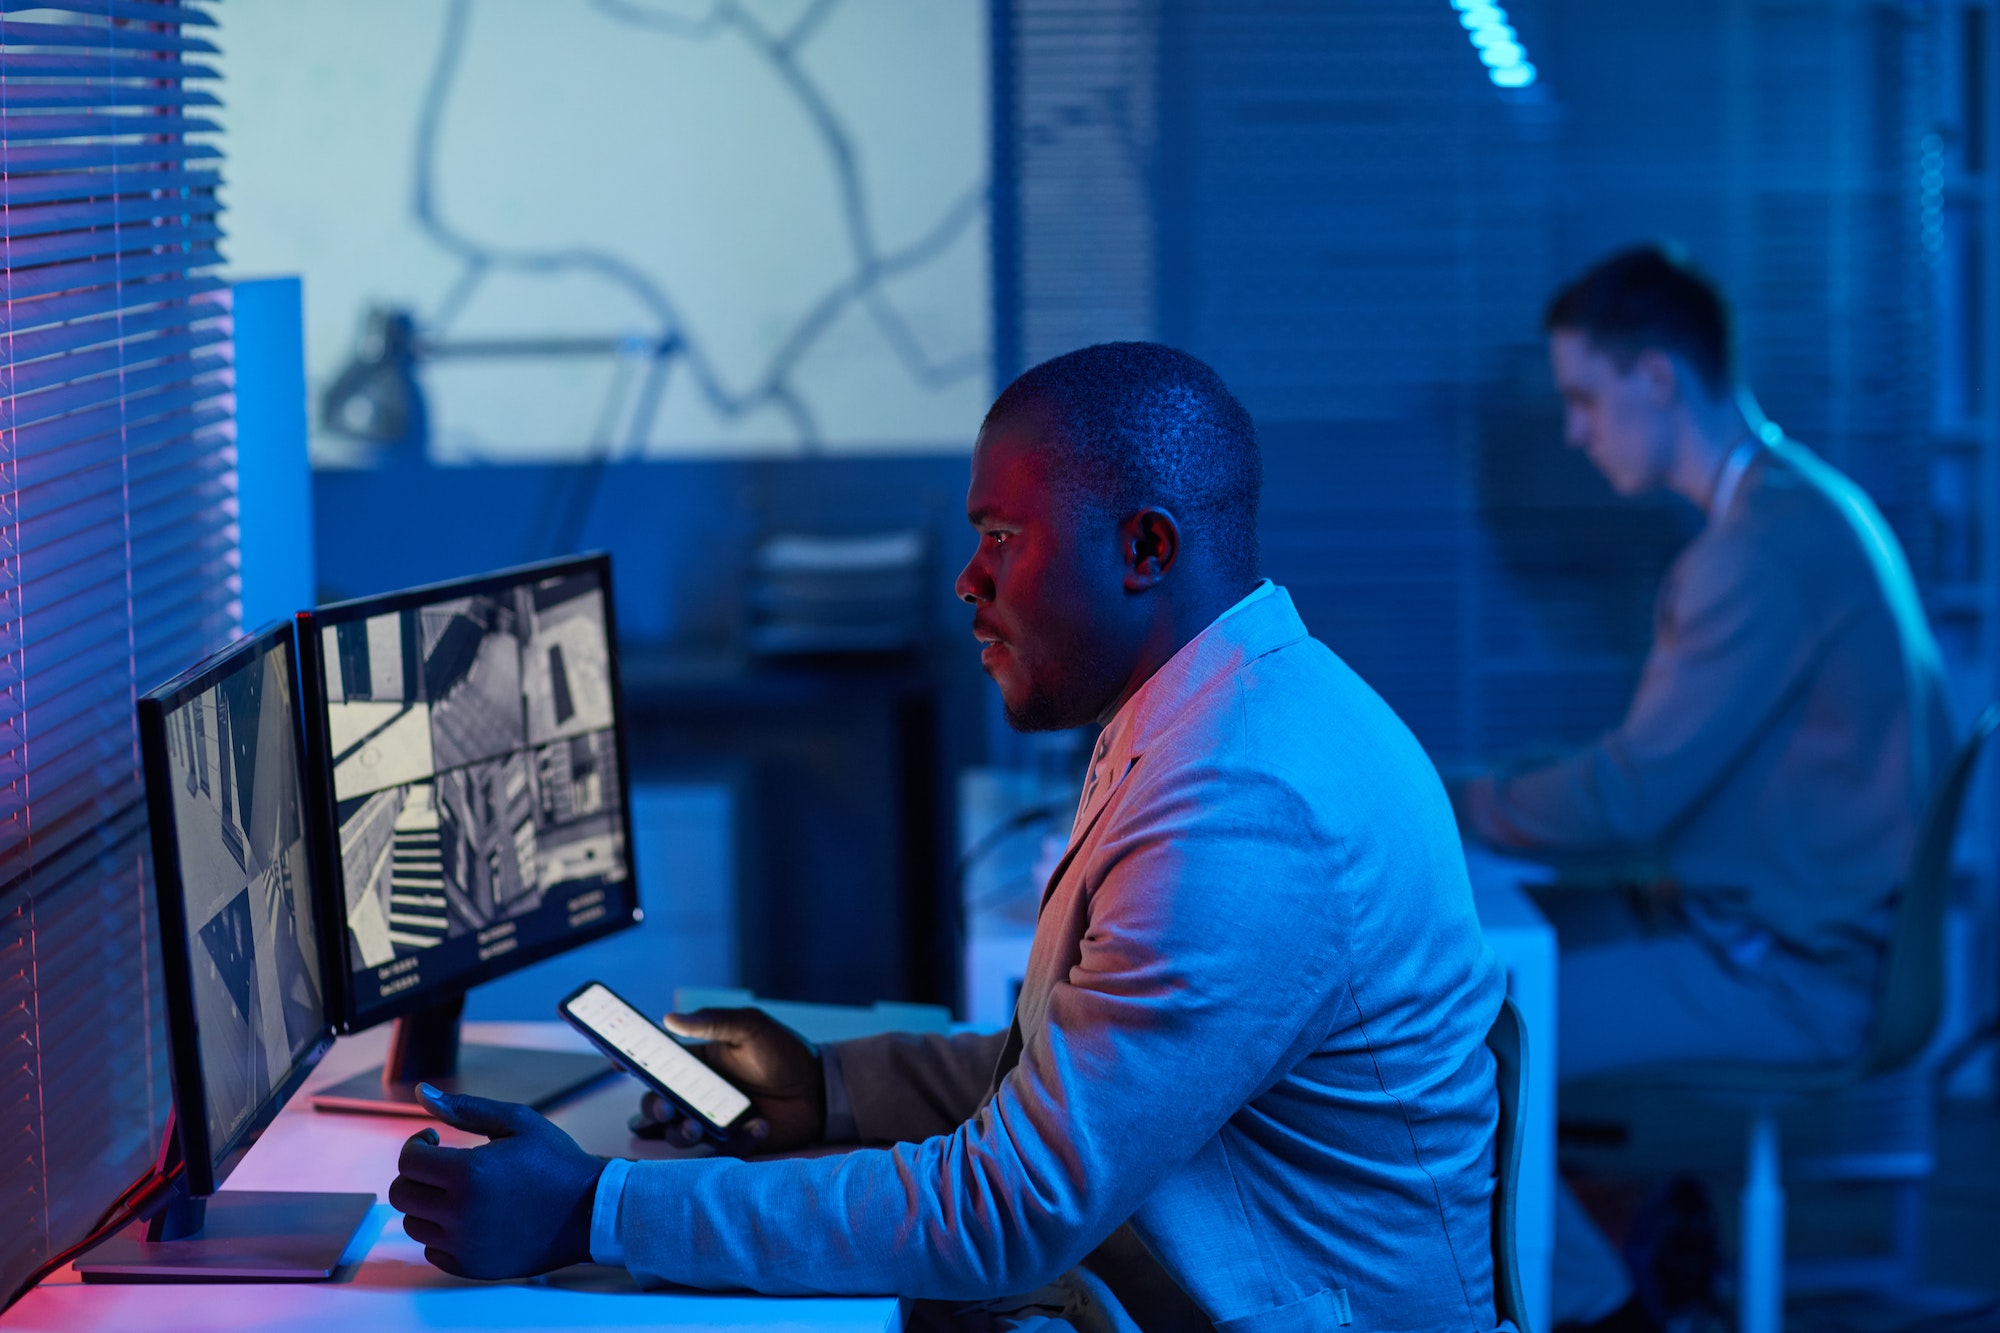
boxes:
[1448,1,1540,91]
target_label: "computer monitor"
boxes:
[296,553,642,1115]
[77,621,374,1282]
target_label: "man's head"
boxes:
[956,342,1261,732]
[1544,245,1736,496]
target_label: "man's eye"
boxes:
[988,531,1009,546]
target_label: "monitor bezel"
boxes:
[139,619,336,1197]
[296,552,642,1035]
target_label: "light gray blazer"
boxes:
[1491,441,1955,979]
[606,587,1507,1332]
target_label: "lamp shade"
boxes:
[320,307,428,454]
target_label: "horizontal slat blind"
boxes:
[1012,0,1158,366]
[1015,2,1935,764]
[0,0,233,1300]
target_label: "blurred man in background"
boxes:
[1458,245,1956,1331]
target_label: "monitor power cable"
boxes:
[955,801,1069,918]
[941,800,1068,1003]
[0,1156,186,1315]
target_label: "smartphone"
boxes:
[557,980,753,1139]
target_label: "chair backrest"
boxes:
[1486,995,1531,1333]
[1864,706,1999,1076]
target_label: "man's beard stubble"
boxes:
[1004,682,1082,733]
[996,633,1124,734]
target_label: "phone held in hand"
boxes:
[557,981,753,1140]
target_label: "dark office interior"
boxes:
[2,2,1998,1330]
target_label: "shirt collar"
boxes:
[1709,435,1764,523]
[1093,578,1299,769]
[1069,580,1288,841]
[1210,576,1277,627]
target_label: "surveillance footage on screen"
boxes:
[161,646,326,1151]
[321,575,627,973]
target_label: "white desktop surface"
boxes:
[13,886,1553,1333]
[4,1021,900,1333]
[1465,846,1560,1333]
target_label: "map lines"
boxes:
[412,0,989,455]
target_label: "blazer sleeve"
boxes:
[601,754,1353,1299]
[823,1029,1010,1145]
[1490,528,1831,850]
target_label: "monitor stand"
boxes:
[310,994,614,1117]
[77,1134,374,1283]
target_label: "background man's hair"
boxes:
[1544,244,1735,397]
[986,342,1261,581]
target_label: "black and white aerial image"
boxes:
[322,573,627,971]
[160,642,324,1152]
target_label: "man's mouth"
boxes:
[973,624,1008,668]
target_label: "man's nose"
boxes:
[955,551,990,605]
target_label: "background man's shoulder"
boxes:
[1715,452,1893,610]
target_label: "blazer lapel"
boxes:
[988,768,1135,1090]
[1041,753,1138,913]
[986,588,1314,1096]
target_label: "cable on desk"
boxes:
[0,1160,186,1316]
[956,801,1069,917]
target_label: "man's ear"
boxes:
[1632,348,1681,408]
[1120,508,1181,591]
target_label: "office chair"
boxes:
[1488,995,1532,1333]
[1577,706,1997,1333]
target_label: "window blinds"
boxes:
[1009,2,1937,765]
[1006,0,1160,370]
[0,0,235,1299]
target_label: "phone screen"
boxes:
[563,983,753,1130]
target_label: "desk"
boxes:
[1466,847,1560,1333]
[4,1022,899,1333]
[13,896,1554,1332]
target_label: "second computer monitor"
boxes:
[301,554,640,1033]
[144,622,330,1191]
[76,622,374,1283]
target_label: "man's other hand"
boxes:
[628,1006,825,1155]
[389,1085,606,1279]
[1452,774,1534,850]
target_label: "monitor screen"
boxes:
[141,622,330,1192]
[301,555,639,1029]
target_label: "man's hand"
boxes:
[388,1084,606,1279]
[628,1007,825,1155]
[1451,774,1534,850]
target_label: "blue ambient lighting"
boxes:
[1450,0,1537,88]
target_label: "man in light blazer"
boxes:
[1458,247,1955,1331]
[391,342,1509,1331]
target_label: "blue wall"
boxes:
[312,455,979,657]
[233,277,315,632]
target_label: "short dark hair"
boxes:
[985,342,1261,581]
[1545,245,1735,396]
